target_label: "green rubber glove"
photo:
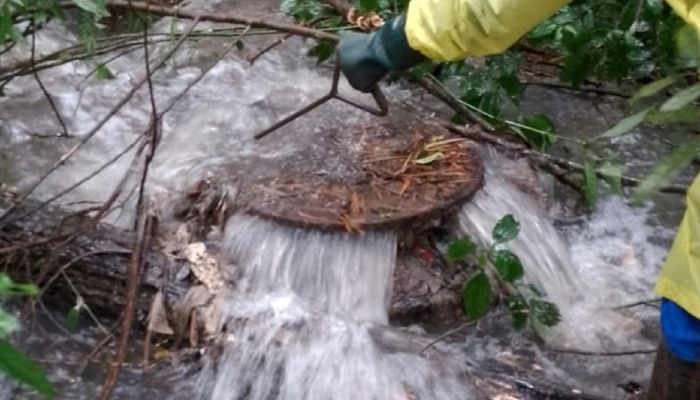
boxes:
[338,14,426,93]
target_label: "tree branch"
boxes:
[443,122,689,195]
[30,23,70,137]
[0,16,202,228]
[106,0,338,41]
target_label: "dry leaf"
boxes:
[184,242,224,293]
[147,292,174,335]
[350,191,364,214]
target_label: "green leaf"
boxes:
[632,137,700,203]
[95,63,114,80]
[530,299,561,327]
[492,214,520,244]
[489,250,524,283]
[462,272,492,320]
[659,83,700,112]
[72,0,109,18]
[597,108,652,139]
[583,162,598,209]
[597,162,623,194]
[497,74,523,105]
[0,274,38,297]
[308,39,336,64]
[507,294,528,330]
[0,309,18,338]
[0,339,55,397]
[447,238,477,263]
[646,105,700,125]
[630,76,677,104]
[520,113,556,151]
[358,0,379,11]
[415,152,443,165]
[65,307,79,332]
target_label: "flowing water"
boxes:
[193,214,476,400]
[458,159,581,309]
[0,1,691,398]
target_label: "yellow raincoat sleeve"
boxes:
[657,174,700,319]
[665,0,700,33]
[404,0,700,61]
[653,0,700,318]
[404,0,571,61]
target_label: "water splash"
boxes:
[195,214,476,400]
[224,213,397,324]
[458,171,580,307]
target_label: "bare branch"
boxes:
[546,347,657,357]
[98,8,161,397]
[443,122,689,195]
[106,0,338,41]
[30,23,70,137]
[0,16,202,228]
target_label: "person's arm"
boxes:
[338,0,570,92]
[339,0,700,92]
[404,0,569,61]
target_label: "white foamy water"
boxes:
[0,2,685,399]
[458,171,581,308]
[457,153,672,366]
[195,214,476,400]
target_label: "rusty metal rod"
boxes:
[254,62,389,140]
[253,94,334,140]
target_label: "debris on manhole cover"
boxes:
[239,120,484,233]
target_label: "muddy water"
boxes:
[0,0,696,399]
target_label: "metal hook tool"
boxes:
[253,57,389,140]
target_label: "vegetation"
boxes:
[0,274,54,397]
[284,0,700,207]
[0,0,699,396]
[448,215,561,330]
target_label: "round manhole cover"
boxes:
[238,120,483,232]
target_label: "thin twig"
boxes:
[96,209,149,400]
[72,328,116,380]
[60,270,108,332]
[106,0,338,41]
[0,136,143,230]
[613,298,661,310]
[0,27,306,82]
[546,347,656,356]
[37,249,131,304]
[30,23,70,137]
[248,33,292,64]
[419,312,507,355]
[0,16,202,228]
[523,79,630,98]
[443,122,689,194]
[98,12,160,397]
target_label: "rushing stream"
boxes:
[194,214,475,400]
[0,0,692,399]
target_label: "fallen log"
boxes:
[0,192,466,328]
[0,198,188,324]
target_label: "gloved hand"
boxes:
[337,14,426,93]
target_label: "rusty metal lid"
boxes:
[238,120,483,232]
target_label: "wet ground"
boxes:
[1,0,698,399]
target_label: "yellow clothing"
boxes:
[404,0,699,61]
[657,175,700,318]
[401,0,700,315]
[666,0,700,35]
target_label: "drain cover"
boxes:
[238,120,483,232]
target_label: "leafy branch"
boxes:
[447,215,561,331]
